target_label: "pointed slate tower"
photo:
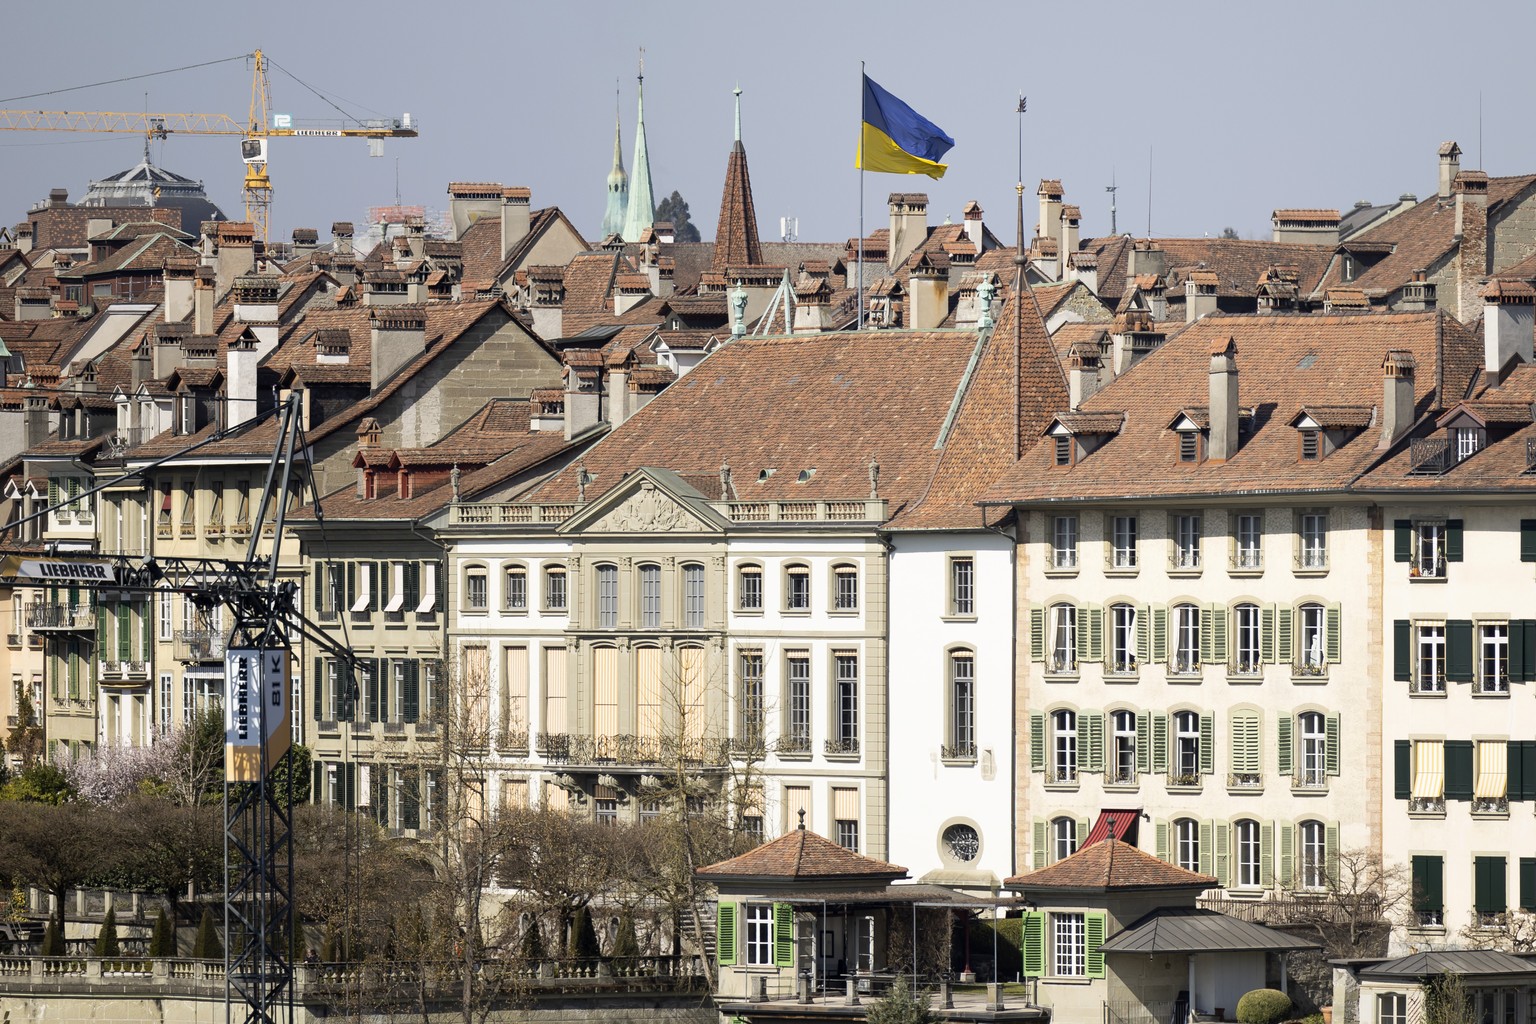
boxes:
[619,58,656,244]
[712,86,763,272]
[602,90,629,240]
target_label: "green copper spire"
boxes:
[602,83,628,239]
[620,52,655,244]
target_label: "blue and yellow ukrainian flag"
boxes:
[856,74,955,180]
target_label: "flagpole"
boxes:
[858,60,865,330]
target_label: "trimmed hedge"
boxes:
[1237,989,1294,1024]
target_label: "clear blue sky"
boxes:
[2,0,1532,247]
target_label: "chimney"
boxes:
[225,336,258,429]
[1454,170,1490,321]
[562,364,601,441]
[646,255,675,299]
[794,280,832,333]
[193,266,216,336]
[613,273,651,315]
[1110,311,1163,376]
[1068,251,1099,295]
[48,188,68,209]
[362,270,409,306]
[23,395,50,449]
[501,187,532,259]
[527,266,565,341]
[887,193,928,270]
[907,255,949,330]
[87,218,113,244]
[213,222,256,296]
[1270,209,1341,246]
[162,257,197,323]
[1400,269,1437,312]
[153,322,188,378]
[232,273,279,324]
[1380,349,1417,447]
[405,216,426,260]
[962,201,985,248]
[13,288,50,321]
[131,342,151,389]
[1068,341,1102,410]
[606,355,630,428]
[369,308,427,391]
[1037,179,1064,253]
[332,221,355,258]
[1438,141,1462,201]
[446,182,503,241]
[1184,270,1219,322]
[1482,280,1536,388]
[1126,239,1166,288]
[15,222,32,254]
[1207,336,1240,461]
[1060,204,1081,264]
[291,227,318,255]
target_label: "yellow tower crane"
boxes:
[0,49,418,241]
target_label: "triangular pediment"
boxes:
[558,468,729,536]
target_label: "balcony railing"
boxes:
[1044,766,1078,785]
[1415,909,1444,928]
[1048,652,1078,674]
[1167,771,1202,789]
[1409,554,1445,580]
[1107,550,1138,570]
[1169,654,1202,675]
[1227,772,1263,790]
[824,737,860,756]
[535,733,728,768]
[1105,767,1138,787]
[774,734,810,755]
[1295,659,1327,678]
[173,629,226,663]
[99,660,150,681]
[941,742,977,761]
[1410,675,1446,696]
[1476,675,1511,695]
[1230,549,1262,571]
[1473,796,1509,814]
[27,604,95,631]
[1050,550,1078,570]
[1409,437,1452,475]
[1292,770,1328,791]
[1169,549,1201,571]
[1295,550,1328,571]
[1409,795,1446,814]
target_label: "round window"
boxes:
[943,824,980,863]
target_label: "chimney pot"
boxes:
[1380,349,1417,446]
[1207,337,1239,460]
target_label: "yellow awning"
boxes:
[1412,740,1444,799]
[1476,740,1508,800]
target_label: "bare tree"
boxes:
[1285,847,1409,958]
[1456,910,1536,953]
[1424,971,1476,1024]
[0,801,118,937]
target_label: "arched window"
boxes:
[502,563,527,611]
[783,563,810,612]
[1298,819,1326,889]
[1050,604,1077,674]
[682,563,705,627]
[1173,818,1200,873]
[464,565,488,611]
[595,564,618,628]
[1051,709,1077,783]
[1110,709,1137,784]
[736,562,762,613]
[638,563,662,627]
[1234,819,1262,888]
[1051,816,1077,862]
[946,650,975,758]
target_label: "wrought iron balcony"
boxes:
[1409,795,1445,814]
[823,737,860,756]
[1227,772,1263,790]
[774,734,810,755]
[1409,437,1452,475]
[27,604,95,631]
[1292,770,1328,791]
[173,629,226,663]
[941,741,977,761]
[535,732,727,768]
[1167,771,1202,789]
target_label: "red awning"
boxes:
[1085,809,1141,846]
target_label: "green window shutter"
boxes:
[773,903,794,966]
[716,903,737,966]
[1276,716,1293,777]
[1199,713,1215,774]
[1077,608,1091,664]
[1325,822,1339,881]
[1151,713,1169,774]
[1029,607,1045,662]
[1209,604,1228,663]
[1512,623,1529,683]
[1524,621,1536,682]
[1136,713,1151,775]
[1524,742,1536,802]
[1278,824,1294,888]
[1200,606,1214,665]
[1508,741,1525,803]
[1260,822,1275,888]
[1325,604,1342,663]
[1446,519,1464,562]
[313,657,324,720]
[48,479,59,509]
[346,562,357,609]
[1077,817,1090,849]
[1214,822,1230,887]
[1261,605,1276,663]
[1022,912,1045,978]
[1155,820,1170,861]
[1198,820,1214,877]
[1475,856,1507,914]
[1276,607,1293,667]
[1446,620,1474,682]
[1394,520,1412,562]
[1521,858,1536,912]
[1136,606,1150,663]
[1029,713,1045,771]
[1086,606,1104,662]
[1032,821,1047,869]
[1445,740,1474,799]
[1151,606,1168,664]
[116,603,131,661]
[403,660,419,724]
[1393,621,1412,681]
[343,763,356,810]
[313,562,325,610]
[1085,912,1107,979]
[1325,714,1341,776]
[1412,856,1442,914]
[1523,521,1536,563]
[1085,712,1105,772]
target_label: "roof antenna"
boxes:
[1106,169,1118,236]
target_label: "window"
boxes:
[1049,604,1077,674]
[543,565,567,611]
[1233,604,1261,675]
[1412,855,1444,927]
[1475,739,1508,813]
[595,798,618,825]
[1174,818,1200,873]
[1417,624,1446,694]
[1234,513,1262,570]
[504,566,527,611]
[1110,515,1138,569]
[1051,516,1078,569]
[1051,817,1077,862]
[1234,819,1261,888]
[1456,427,1482,462]
[949,557,975,616]
[737,564,762,613]
[1480,623,1510,694]
[1298,712,1327,788]
[1379,993,1407,1024]
[784,564,810,611]
[158,591,173,641]
[1300,429,1321,460]
[1110,710,1137,784]
[1052,913,1085,976]
[1109,604,1137,673]
[1298,512,1328,569]
[833,790,860,850]
[739,650,764,740]
[596,564,618,628]
[943,824,980,863]
[1054,434,1072,466]
[948,651,976,758]
[837,819,860,851]
[833,564,858,611]
[1475,856,1508,927]
[1173,514,1201,570]
[1298,819,1326,889]
[1298,604,1327,675]
[1051,709,1077,783]
[745,904,772,966]
[1173,711,1201,783]
[1171,603,1200,674]
[1178,430,1200,463]
[465,568,487,611]
[683,563,705,627]
[639,564,661,627]
[832,653,859,752]
[1414,522,1446,579]
[1230,711,1261,787]
[785,653,811,750]
[1409,739,1445,813]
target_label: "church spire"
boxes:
[619,52,656,244]
[712,85,762,272]
[601,83,628,239]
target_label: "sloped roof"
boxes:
[1005,838,1216,890]
[1358,949,1536,980]
[1099,907,1319,954]
[696,825,907,881]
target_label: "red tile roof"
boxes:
[696,825,907,881]
[1006,838,1215,890]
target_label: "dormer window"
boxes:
[1179,431,1200,462]
[1054,435,1072,466]
[1300,429,1321,461]
[1455,427,1482,462]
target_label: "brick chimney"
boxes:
[213,222,256,297]
[1438,141,1461,201]
[1380,349,1417,447]
[1454,170,1490,321]
[887,193,928,271]
[1482,280,1536,388]
[447,182,502,241]
[369,308,427,391]
[193,266,216,336]
[1207,336,1239,461]
[162,257,197,323]
[907,254,949,330]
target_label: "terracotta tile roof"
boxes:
[696,825,907,881]
[1084,236,1334,305]
[1272,209,1340,222]
[1294,405,1374,429]
[1006,837,1216,890]
[1053,411,1125,435]
[712,139,763,271]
